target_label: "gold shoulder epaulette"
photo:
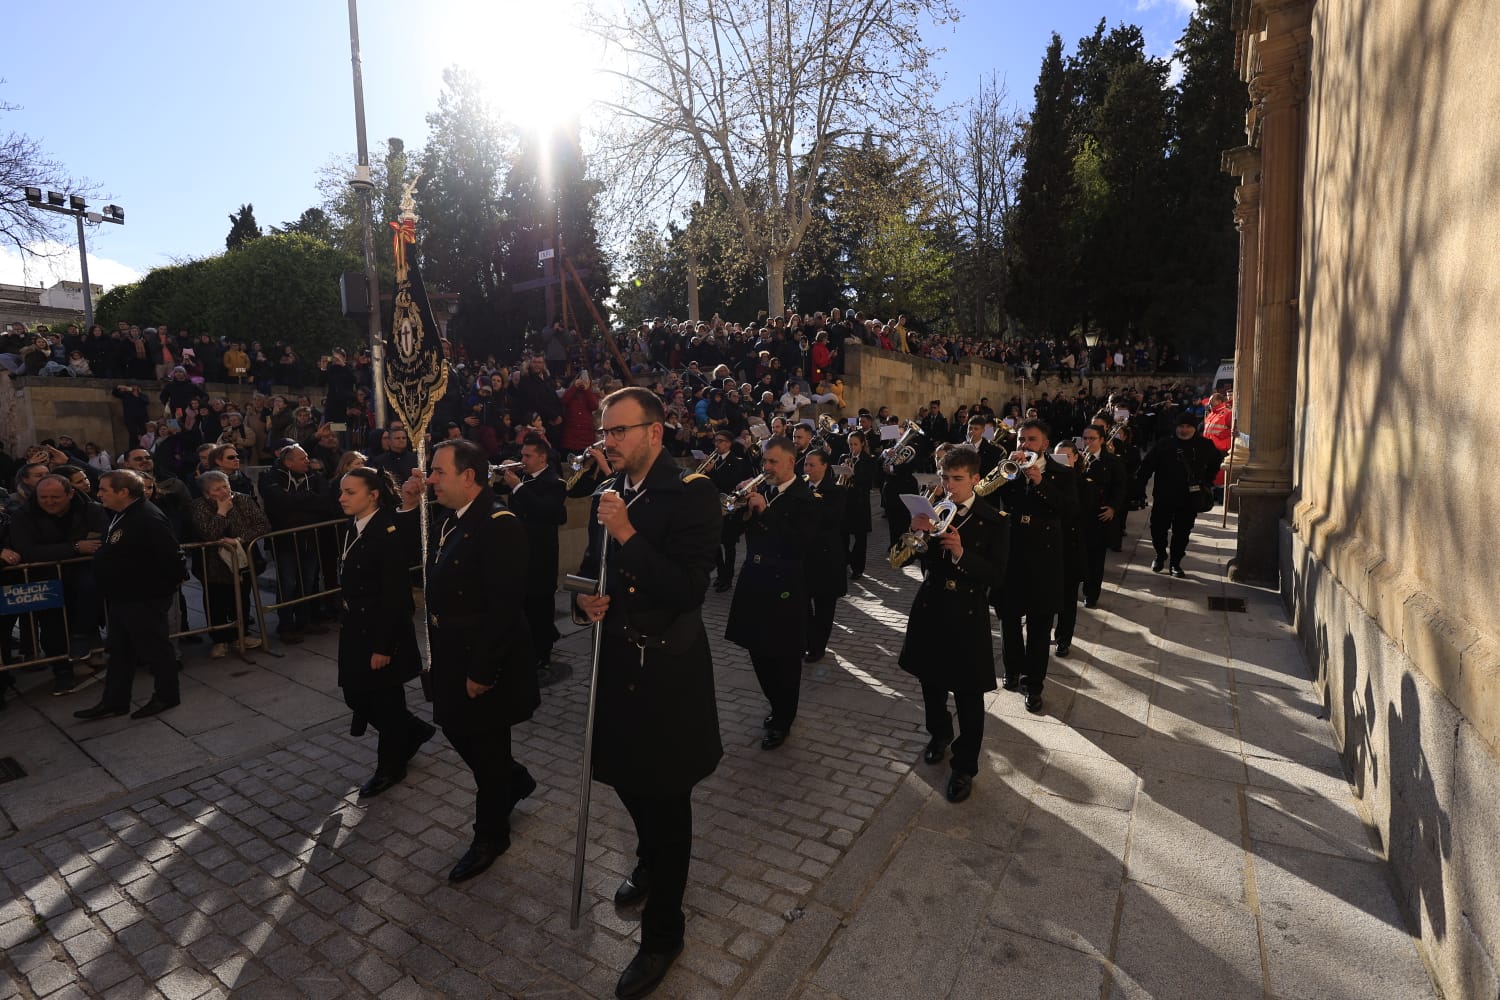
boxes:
[492,509,514,519]
[683,473,709,483]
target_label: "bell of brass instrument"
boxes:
[996,450,1043,482]
[720,473,767,514]
[881,420,925,473]
[563,438,608,491]
[888,492,960,569]
[816,413,839,436]
[834,462,855,488]
[489,460,523,485]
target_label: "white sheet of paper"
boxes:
[900,493,940,520]
[913,473,942,492]
[880,424,901,441]
[1051,452,1073,467]
[690,450,707,460]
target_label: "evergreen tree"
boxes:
[275,207,335,244]
[225,203,262,251]
[1009,34,1080,337]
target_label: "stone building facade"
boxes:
[1226,1,1499,995]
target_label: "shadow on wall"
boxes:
[1387,672,1452,944]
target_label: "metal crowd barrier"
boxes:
[0,540,254,677]
[247,517,347,657]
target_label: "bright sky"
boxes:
[1,0,1195,292]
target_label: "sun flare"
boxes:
[450,0,603,133]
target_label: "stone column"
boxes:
[1232,0,1311,585]
[1222,146,1262,441]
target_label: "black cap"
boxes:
[1176,412,1198,427]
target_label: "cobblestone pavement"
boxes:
[0,505,1439,999]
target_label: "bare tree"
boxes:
[589,0,957,317]
[0,88,94,263]
[929,72,1023,336]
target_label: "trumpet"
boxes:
[695,451,722,475]
[974,449,1041,497]
[720,473,767,515]
[489,460,523,483]
[882,420,925,473]
[563,438,608,491]
[888,486,959,569]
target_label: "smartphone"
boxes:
[329,422,348,432]
[165,419,181,432]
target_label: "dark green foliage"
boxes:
[225,203,262,251]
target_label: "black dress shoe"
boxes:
[130,698,179,719]
[1055,642,1071,657]
[1151,556,1166,573]
[804,651,824,663]
[615,943,684,1000]
[1170,564,1186,578]
[448,840,508,882]
[74,702,129,720]
[763,714,775,729]
[713,579,732,593]
[922,738,950,765]
[1001,676,1021,692]
[359,770,406,798]
[1025,691,1044,714]
[614,865,651,906]
[406,722,437,763]
[944,772,973,804]
[760,728,789,750]
[1083,598,1099,609]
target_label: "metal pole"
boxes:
[75,212,93,330]
[569,512,610,929]
[347,0,388,429]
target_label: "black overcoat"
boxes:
[995,457,1078,616]
[899,499,1009,693]
[412,488,539,732]
[725,477,817,656]
[574,450,723,796]
[1078,450,1128,548]
[805,476,848,599]
[336,507,421,692]
[503,466,567,590]
[840,453,877,535]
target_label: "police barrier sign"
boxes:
[0,580,65,614]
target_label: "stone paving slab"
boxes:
[0,506,1441,999]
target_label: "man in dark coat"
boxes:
[962,416,1005,480]
[802,450,847,663]
[499,433,569,682]
[259,445,338,642]
[334,469,434,798]
[1136,413,1226,577]
[705,432,755,593]
[75,471,186,720]
[726,436,816,750]
[995,420,1078,714]
[399,439,539,883]
[1050,442,1090,658]
[512,356,565,428]
[572,387,722,1000]
[899,446,1009,803]
[1076,426,1128,609]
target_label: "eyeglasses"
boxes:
[594,422,655,440]
[223,454,240,461]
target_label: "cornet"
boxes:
[563,438,608,491]
[720,473,767,514]
[834,463,855,488]
[888,492,960,569]
[998,450,1043,480]
[882,420,925,473]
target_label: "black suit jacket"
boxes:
[726,477,817,655]
[336,508,420,691]
[996,456,1078,615]
[805,476,848,598]
[93,499,184,601]
[502,466,567,591]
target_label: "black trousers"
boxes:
[523,586,559,662]
[1082,537,1108,603]
[806,593,837,658]
[751,651,802,731]
[1150,506,1197,565]
[1000,610,1054,696]
[845,530,868,577]
[102,594,178,708]
[716,523,741,584]
[617,790,694,953]
[443,724,533,846]
[344,685,430,776]
[1054,578,1082,646]
[921,682,985,776]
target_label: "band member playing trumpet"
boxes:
[725,437,816,750]
[995,420,1078,714]
[706,432,755,593]
[498,433,569,684]
[802,450,847,663]
[1077,426,1127,609]
[899,446,1009,803]
[571,387,723,1000]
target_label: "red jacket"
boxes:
[560,385,600,452]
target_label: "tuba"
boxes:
[720,473,767,514]
[881,420,925,473]
[888,486,960,569]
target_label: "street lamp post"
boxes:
[21,188,124,329]
[345,0,388,429]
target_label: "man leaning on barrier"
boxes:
[74,470,189,721]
